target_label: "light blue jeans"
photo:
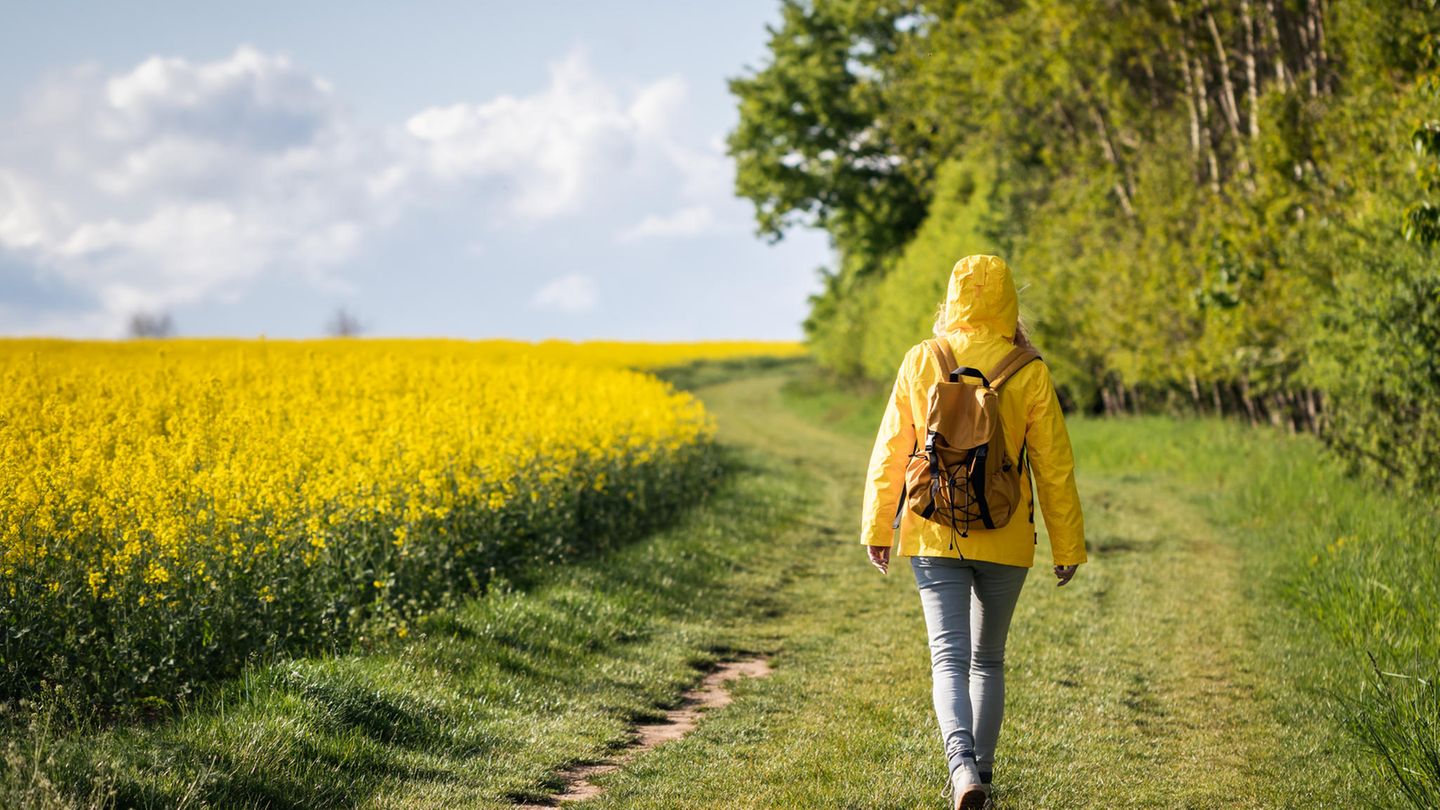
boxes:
[910,555,1029,781]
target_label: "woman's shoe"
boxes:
[950,753,988,810]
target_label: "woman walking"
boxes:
[860,254,1087,809]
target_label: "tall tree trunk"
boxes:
[1308,0,1330,94]
[1084,97,1138,217]
[1236,380,1257,425]
[1203,2,1254,180]
[1171,29,1206,173]
[1263,0,1295,91]
[1169,0,1223,190]
[1295,0,1320,96]
[1241,0,1261,139]
[1203,4,1245,142]
[1192,54,1225,191]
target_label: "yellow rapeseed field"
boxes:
[0,338,797,703]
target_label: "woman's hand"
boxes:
[866,544,891,575]
[1054,564,1079,586]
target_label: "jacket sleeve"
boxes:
[859,351,918,547]
[1024,363,1087,565]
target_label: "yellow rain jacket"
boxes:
[860,255,1087,568]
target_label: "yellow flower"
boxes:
[143,562,171,586]
[0,337,760,660]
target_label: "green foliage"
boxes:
[725,0,932,278]
[1403,23,1440,244]
[1311,248,1440,492]
[1340,659,1440,810]
[1405,201,1440,244]
[727,0,944,367]
[859,155,1006,379]
[733,0,1440,485]
[800,264,882,378]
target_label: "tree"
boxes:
[326,307,365,338]
[726,0,934,281]
[128,312,174,339]
[733,0,1440,484]
[1402,4,1440,245]
[727,0,940,375]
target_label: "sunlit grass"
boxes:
[1069,414,1439,806]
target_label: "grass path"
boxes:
[578,368,1363,808]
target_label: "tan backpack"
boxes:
[893,338,1042,547]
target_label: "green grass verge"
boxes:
[649,354,808,392]
[1073,415,1440,808]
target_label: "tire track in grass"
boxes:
[999,478,1293,808]
[514,657,772,808]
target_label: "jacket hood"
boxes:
[943,254,1018,339]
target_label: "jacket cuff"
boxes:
[861,527,893,547]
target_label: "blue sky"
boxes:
[0,1,832,339]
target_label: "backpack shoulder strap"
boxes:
[988,346,1043,390]
[924,338,959,379]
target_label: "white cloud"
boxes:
[617,205,719,242]
[626,75,687,138]
[531,273,597,313]
[100,46,341,150]
[0,43,736,335]
[403,47,688,221]
[0,46,399,334]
